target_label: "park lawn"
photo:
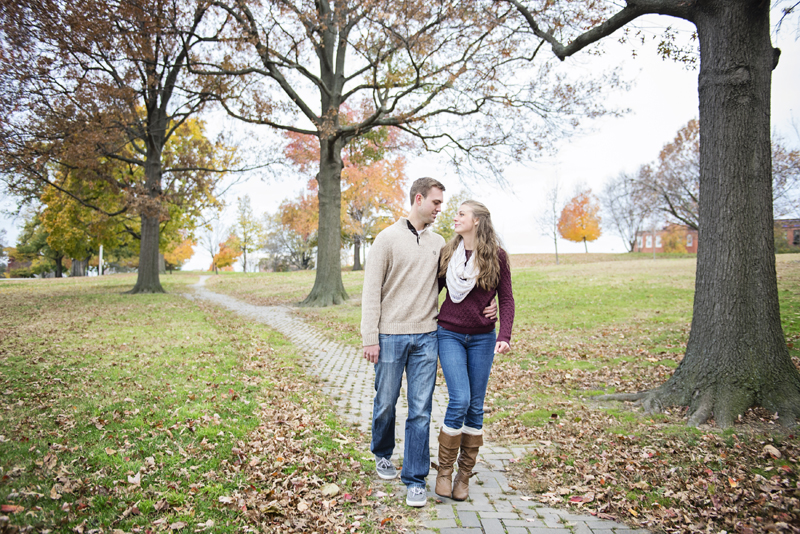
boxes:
[207,253,800,532]
[0,274,407,533]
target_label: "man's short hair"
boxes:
[409,177,446,206]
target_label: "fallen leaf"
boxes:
[763,444,781,459]
[1,504,24,513]
[321,483,339,497]
[127,472,141,486]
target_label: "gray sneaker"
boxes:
[375,456,397,480]
[406,485,427,507]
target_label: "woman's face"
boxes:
[454,204,478,236]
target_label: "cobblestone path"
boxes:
[190,278,648,534]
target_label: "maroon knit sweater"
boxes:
[437,248,515,344]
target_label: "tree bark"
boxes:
[301,137,348,306]
[71,258,88,277]
[128,212,165,293]
[605,0,800,427]
[353,238,362,271]
[128,141,165,294]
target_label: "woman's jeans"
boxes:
[437,325,496,430]
[371,332,438,488]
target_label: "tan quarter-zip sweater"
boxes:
[361,217,445,346]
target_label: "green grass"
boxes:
[0,273,392,533]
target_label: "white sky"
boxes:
[2,15,799,268]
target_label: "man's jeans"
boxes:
[371,332,438,488]
[437,325,496,430]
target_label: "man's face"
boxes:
[417,187,444,225]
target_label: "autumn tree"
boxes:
[640,119,800,231]
[163,235,195,272]
[600,168,655,252]
[212,234,242,271]
[194,1,618,306]
[276,191,320,268]
[509,0,800,426]
[662,224,688,253]
[13,212,67,277]
[0,0,231,294]
[558,189,602,253]
[283,118,408,271]
[233,194,266,273]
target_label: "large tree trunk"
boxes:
[129,151,165,294]
[71,258,88,277]
[54,254,63,278]
[610,1,800,427]
[300,137,348,306]
[129,212,165,293]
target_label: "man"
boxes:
[361,177,495,507]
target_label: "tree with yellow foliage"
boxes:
[557,189,602,253]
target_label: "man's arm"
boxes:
[361,236,389,360]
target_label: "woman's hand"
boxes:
[494,341,510,354]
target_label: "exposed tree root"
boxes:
[596,391,649,402]
[299,288,348,307]
[596,379,800,429]
[126,284,166,294]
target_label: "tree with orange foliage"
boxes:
[163,236,196,272]
[211,234,242,272]
[557,189,602,253]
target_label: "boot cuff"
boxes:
[461,433,484,448]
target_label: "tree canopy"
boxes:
[0,0,233,291]
[191,0,620,305]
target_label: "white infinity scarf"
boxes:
[446,240,478,303]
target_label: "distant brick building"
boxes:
[633,224,699,253]
[635,220,800,253]
[775,219,800,247]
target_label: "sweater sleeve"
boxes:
[496,249,515,344]
[361,235,389,346]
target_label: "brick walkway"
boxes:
[190,278,648,534]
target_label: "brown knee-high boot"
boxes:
[452,433,483,501]
[434,430,461,497]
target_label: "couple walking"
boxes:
[361,177,515,507]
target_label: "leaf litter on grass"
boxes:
[162,260,800,532]
[0,275,406,533]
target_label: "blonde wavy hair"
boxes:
[438,200,501,290]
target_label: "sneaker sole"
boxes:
[406,499,426,507]
[376,471,397,480]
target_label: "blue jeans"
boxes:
[371,332,438,488]
[437,325,496,430]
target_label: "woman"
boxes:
[434,199,515,501]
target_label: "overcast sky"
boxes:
[2,14,799,269]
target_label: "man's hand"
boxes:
[363,344,380,364]
[483,299,497,320]
[494,341,510,354]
